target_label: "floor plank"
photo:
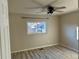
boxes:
[11,46,78,59]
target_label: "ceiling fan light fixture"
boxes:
[47,5,55,14]
[48,13,53,16]
[48,10,53,14]
[25,0,66,15]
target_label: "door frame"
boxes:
[0,0,11,59]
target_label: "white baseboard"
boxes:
[60,44,78,53]
[12,43,58,53]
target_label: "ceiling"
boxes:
[8,0,78,15]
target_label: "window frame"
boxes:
[27,22,47,34]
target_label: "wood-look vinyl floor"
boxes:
[11,46,78,59]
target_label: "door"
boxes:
[0,0,11,59]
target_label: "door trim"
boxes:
[0,0,11,59]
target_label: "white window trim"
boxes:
[77,26,79,40]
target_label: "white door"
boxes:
[0,0,11,59]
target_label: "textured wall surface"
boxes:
[9,13,59,52]
[59,11,79,52]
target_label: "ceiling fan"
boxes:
[25,0,66,14]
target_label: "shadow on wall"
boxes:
[64,25,77,40]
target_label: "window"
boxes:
[27,22,46,34]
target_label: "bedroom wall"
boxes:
[59,11,79,52]
[9,13,59,52]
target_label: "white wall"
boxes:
[59,11,79,52]
[9,13,59,52]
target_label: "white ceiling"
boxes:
[8,0,78,15]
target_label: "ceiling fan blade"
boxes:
[25,6,47,10]
[25,7,42,9]
[54,6,66,10]
[55,10,64,12]
[35,9,47,13]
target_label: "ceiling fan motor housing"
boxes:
[47,6,55,14]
